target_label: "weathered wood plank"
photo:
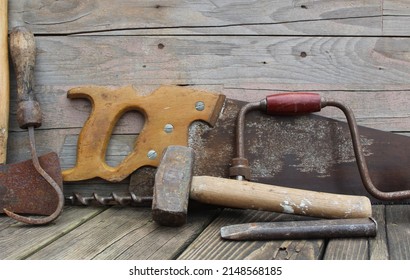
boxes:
[0,206,105,260]
[386,204,410,260]
[27,207,219,259]
[6,36,410,134]
[382,1,410,35]
[178,209,325,260]
[323,238,369,260]
[384,0,410,16]
[9,0,381,36]
[383,16,410,36]
[323,205,390,260]
[369,205,389,260]
[15,36,410,91]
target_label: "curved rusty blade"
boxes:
[0,152,63,215]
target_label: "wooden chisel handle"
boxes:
[0,0,9,164]
[9,26,42,129]
[190,176,372,219]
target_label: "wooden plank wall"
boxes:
[2,0,410,260]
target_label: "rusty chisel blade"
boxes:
[220,218,377,240]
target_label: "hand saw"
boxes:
[60,86,409,205]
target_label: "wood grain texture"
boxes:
[5,35,410,136]
[191,176,372,219]
[383,0,410,35]
[27,207,218,260]
[14,36,410,90]
[178,209,325,260]
[0,206,105,259]
[9,0,381,36]
[369,205,389,260]
[323,238,369,260]
[386,205,410,260]
[62,85,224,182]
[0,0,9,164]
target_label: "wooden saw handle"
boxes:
[0,0,9,164]
[190,176,372,219]
[62,86,225,182]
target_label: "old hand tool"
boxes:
[230,92,410,201]
[0,27,64,225]
[61,84,409,204]
[130,90,408,204]
[152,145,371,227]
[62,85,225,182]
[220,218,377,240]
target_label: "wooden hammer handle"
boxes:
[0,0,9,164]
[9,26,42,129]
[190,176,372,219]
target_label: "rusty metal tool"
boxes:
[128,92,409,205]
[220,217,377,240]
[61,86,410,205]
[59,80,410,204]
[152,145,371,227]
[0,26,64,225]
[230,92,410,201]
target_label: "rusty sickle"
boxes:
[3,27,64,225]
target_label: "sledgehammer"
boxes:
[152,146,372,227]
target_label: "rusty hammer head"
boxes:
[152,145,195,227]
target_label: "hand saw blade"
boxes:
[124,95,409,204]
[186,98,409,204]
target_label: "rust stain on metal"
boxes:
[0,152,63,216]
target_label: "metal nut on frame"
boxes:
[229,157,251,181]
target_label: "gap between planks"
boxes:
[0,206,106,260]
[26,207,220,260]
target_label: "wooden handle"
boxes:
[190,176,372,219]
[265,92,322,115]
[62,85,225,182]
[9,26,42,129]
[0,0,9,164]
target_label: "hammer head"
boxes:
[152,146,195,227]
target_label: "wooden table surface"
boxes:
[1,0,410,260]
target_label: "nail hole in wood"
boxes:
[300,51,307,58]
[158,43,165,49]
